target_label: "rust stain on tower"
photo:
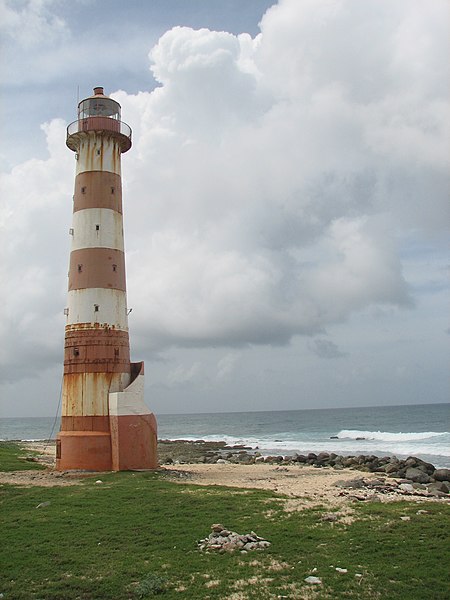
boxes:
[56,87,158,471]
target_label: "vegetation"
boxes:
[0,442,46,472]
[0,444,449,599]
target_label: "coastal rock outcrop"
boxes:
[158,440,449,496]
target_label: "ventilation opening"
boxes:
[77,264,82,273]
[81,186,86,194]
[112,264,117,272]
[111,187,115,194]
[114,347,120,358]
[95,224,100,231]
[94,304,99,312]
[73,347,79,357]
[97,149,101,155]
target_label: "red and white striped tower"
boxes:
[56,87,157,471]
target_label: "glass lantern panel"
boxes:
[78,98,120,119]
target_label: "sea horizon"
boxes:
[1,402,449,468]
[3,400,448,420]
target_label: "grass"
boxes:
[0,444,449,599]
[0,442,46,471]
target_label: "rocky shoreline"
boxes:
[7,439,449,500]
[158,439,450,498]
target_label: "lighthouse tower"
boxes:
[56,87,157,471]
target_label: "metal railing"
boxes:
[66,117,132,151]
[67,117,131,140]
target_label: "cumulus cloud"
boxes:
[1,0,448,391]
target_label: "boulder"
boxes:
[427,482,449,494]
[433,469,450,482]
[405,467,432,484]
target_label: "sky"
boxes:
[0,0,449,418]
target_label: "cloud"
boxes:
[0,0,69,48]
[308,338,346,359]
[1,0,448,389]
[216,352,241,380]
[166,362,201,387]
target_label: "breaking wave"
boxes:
[336,430,448,442]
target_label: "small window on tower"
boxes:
[94,304,99,312]
[114,348,120,358]
[73,347,80,357]
[96,224,100,231]
[97,149,101,156]
[77,264,82,272]
[111,187,115,194]
[112,264,117,272]
[81,186,86,194]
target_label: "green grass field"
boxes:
[0,442,46,472]
[1,443,449,599]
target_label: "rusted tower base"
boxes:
[56,363,158,471]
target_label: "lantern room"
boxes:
[78,86,121,120]
[66,86,132,153]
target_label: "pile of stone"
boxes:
[198,524,271,553]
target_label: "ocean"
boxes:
[1,403,449,468]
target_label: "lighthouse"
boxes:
[56,87,157,471]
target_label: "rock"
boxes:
[330,436,339,439]
[427,482,449,494]
[211,523,225,532]
[433,468,450,482]
[304,576,322,585]
[400,516,411,521]
[294,454,307,463]
[216,459,230,464]
[334,478,365,489]
[317,452,330,461]
[368,495,382,503]
[398,483,415,493]
[405,468,432,484]
[335,567,348,573]
[95,480,103,484]
[321,513,339,522]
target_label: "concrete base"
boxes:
[56,430,112,471]
[110,413,158,470]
